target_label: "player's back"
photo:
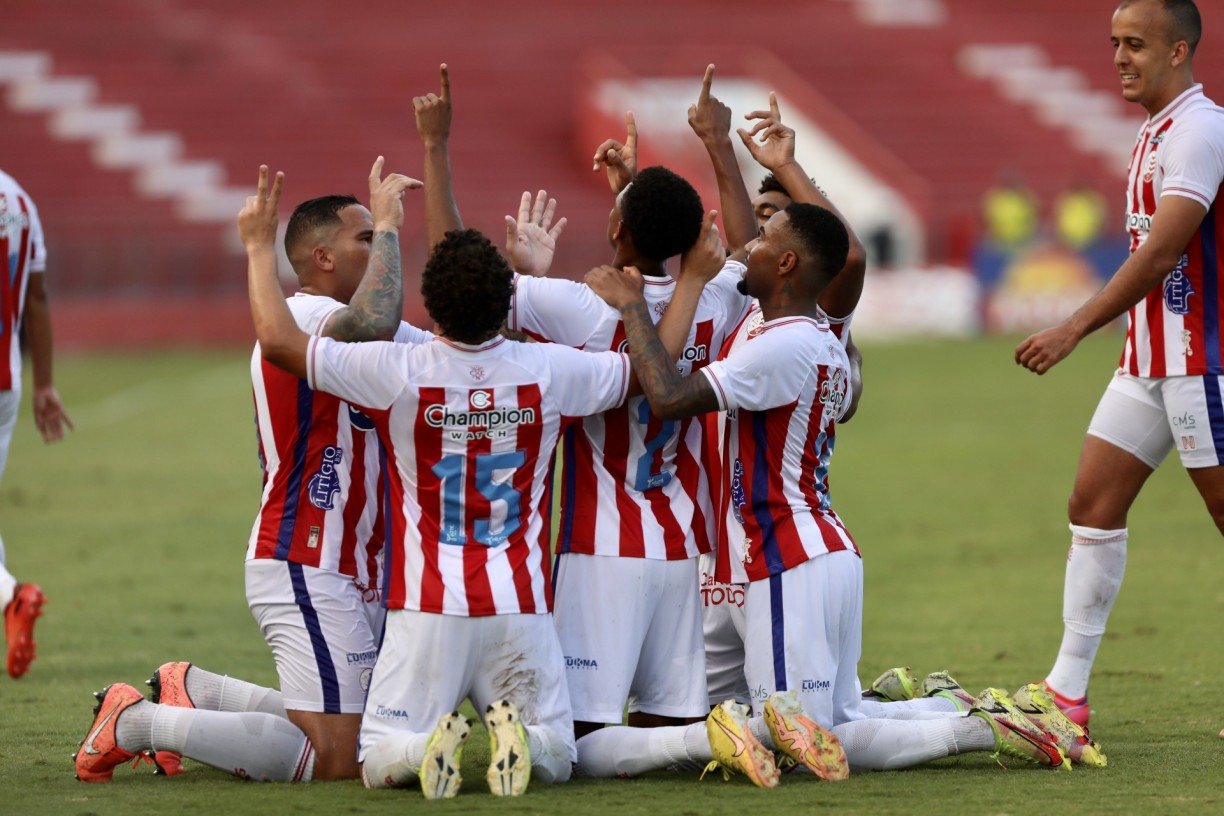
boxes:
[0,170,46,391]
[305,333,629,617]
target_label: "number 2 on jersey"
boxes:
[633,400,677,491]
[431,450,525,547]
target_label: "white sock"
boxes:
[950,714,996,752]
[575,725,705,778]
[832,718,960,771]
[747,715,775,749]
[0,543,16,609]
[858,698,962,719]
[1047,525,1127,699]
[185,666,286,717]
[525,725,572,783]
[117,704,314,781]
[361,731,430,788]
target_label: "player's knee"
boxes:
[1067,488,1126,529]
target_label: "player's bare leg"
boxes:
[1185,464,1224,534]
[1046,435,1155,724]
[286,711,362,779]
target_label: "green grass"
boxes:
[1,334,1221,814]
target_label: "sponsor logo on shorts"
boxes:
[1172,412,1197,430]
[360,668,372,693]
[375,705,412,720]
[564,656,599,670]
[346,649,378,666]
[801,679,832,692]
[1181,435,1197,451]
[307,446,344,510]
[701,580,745,608]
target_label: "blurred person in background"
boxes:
[0,168,71,680]
[1016,0,1221,729]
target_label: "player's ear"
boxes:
[778,249,798,275]
[313,245,335,273]
[1171,39,1189,68]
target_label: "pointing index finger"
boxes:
[699,64,714,104]
[439,63,450,101]
[625,111,637,149]
[370,155,385,188]
[768,91,781,121]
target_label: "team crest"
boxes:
[470,365,486,382]
[653,299,669,317]
[307,446,344,510]
[746,311,765,339]
[1164,254,1195,315]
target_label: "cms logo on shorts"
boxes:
[307,446,344,510]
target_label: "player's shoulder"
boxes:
[759,317,846,362]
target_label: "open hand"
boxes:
[237,165,284,251]
[33,385,72,443]
[368,155,423,233]
[592,111,638,194]
[414,64,452,148]
[505,190,567,277]
[585,264,645,311]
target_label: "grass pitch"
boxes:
[1,334,1220,815]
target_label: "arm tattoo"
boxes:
[327,231,403,341]
[620,301,719,419]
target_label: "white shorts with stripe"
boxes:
[245,559,384,715]
[743,550,864,728]
[358,609,576,762]
[553,552,709,723]
[699,551,749,705]
[1088,371,1224,469]
[0,388,18,486]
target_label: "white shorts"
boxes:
[358,609,575,762]
[0,388,18,486]
[553,553,708,723]
[1088,372,1224,469]
[743,551,864,728]
[246,559,384,715]
[699,551,748,705]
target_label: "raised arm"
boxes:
[1016,194,1207,374]
[505,189,567,277]
[688,65,756,254]
[738,94,867,317]
[592,111,638,195]
[241,166,309,379]
[415,63,461,248]
[322,156,422,341]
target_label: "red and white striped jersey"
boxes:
[306,333,630,616]
[508,262,751,560]
[702,310,859,584]
[247,293,432,596]
[0,171,46,392]
[1120,84,1224,377]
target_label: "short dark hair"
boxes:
[1121,0,1201,54]
[284,194,361,271]
[619,166,704,262]
[758,174,789,196]
[783,203,849,280]
[422,229,513,344]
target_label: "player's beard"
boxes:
[736,278,748,296]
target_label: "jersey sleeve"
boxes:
[288,295,345,335]
[700,326,814,413]
[306,336,409,411]
[393,320,434,345]
[702,260,753,333]
[508,273,613,347]
[544,344,630,417]
[23,192,46,273]
[1160,116,1224,210]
